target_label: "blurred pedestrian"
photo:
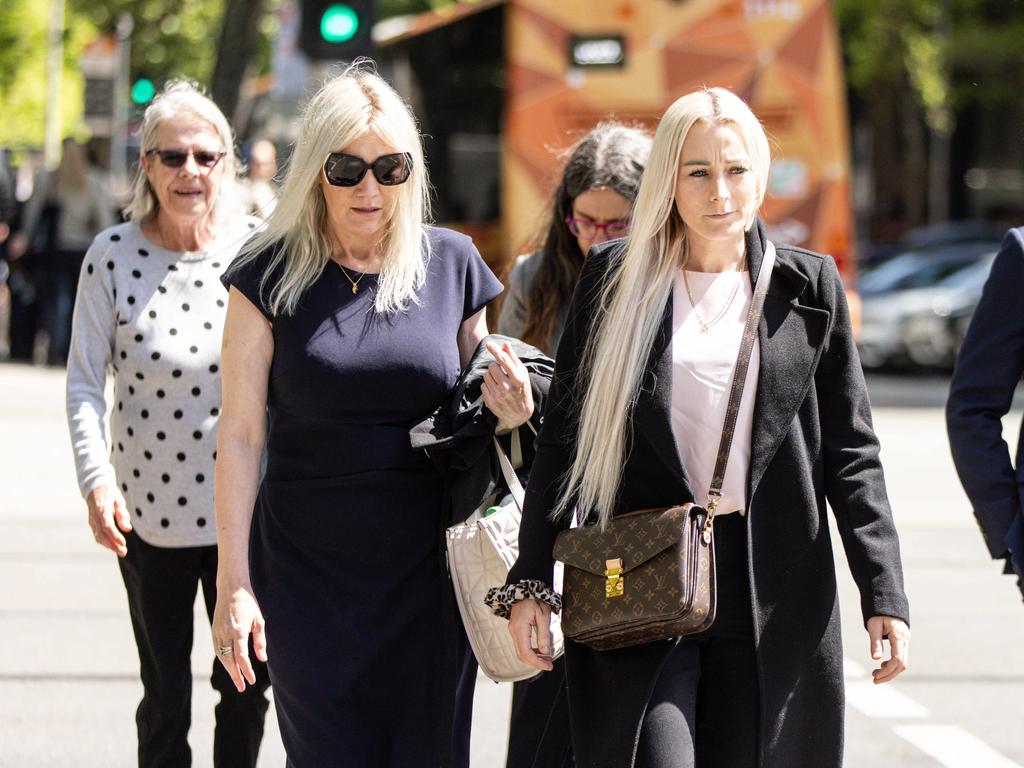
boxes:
[500,122,652,357]
[0,151,13,357]
[239,139,278,219]
[10,138,114,364]
[65,80,270,767]
[947,225,1024,599]
[497,121,651,768]
[211,63,531,767]
[489,87,910,768]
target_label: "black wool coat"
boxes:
[507,221,910,768]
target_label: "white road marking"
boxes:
[846,680,930,719]
[844,656,929,718]
[894,725,1023,768]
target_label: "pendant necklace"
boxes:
[682,261,744,334]
[338,264,367,294]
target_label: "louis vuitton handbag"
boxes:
[447,428,564,681]
[551,242,776,651]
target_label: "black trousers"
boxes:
[508,655,574,768]
[634,513,760,768]
[118,530,272,768]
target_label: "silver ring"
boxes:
[217,644,233,657]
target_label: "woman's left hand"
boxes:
[866,615,910,684]
[481,340,534,433]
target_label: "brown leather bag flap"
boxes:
[553,505,694,577]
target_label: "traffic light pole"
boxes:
[111,13,133,198]
[43,0,65,170]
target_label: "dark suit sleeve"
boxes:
[506,248,611,587]
[946,229,1024,561]
[815,256,910,625]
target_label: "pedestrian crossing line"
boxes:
[845,680,930,719]
[894,725,1023,768]
[842,657,928,719]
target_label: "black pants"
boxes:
[118,530,272,768]
[508,655,574,768]
[634,513,760,768]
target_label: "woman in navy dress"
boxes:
[211,65,534,767]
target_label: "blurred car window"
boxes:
[859,242,998,296]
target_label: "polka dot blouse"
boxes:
[66,217,259,547]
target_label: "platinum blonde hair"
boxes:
[555,87,771,528]
[238,62,431,316]
[123,79,240,223]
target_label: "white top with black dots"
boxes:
[66,217,260,547]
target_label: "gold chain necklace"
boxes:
[682,267,744,334]
[337,264,367,294]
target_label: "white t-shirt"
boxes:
[670,269,759,516]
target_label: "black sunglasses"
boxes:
[145,148,226,169]
[323,152,413,187]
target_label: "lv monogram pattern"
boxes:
[552,505,716,651]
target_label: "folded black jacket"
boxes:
[410,334,553,525]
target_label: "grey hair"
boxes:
[559,122,652,204]
[235,61,432,317]
[123,79,240,222]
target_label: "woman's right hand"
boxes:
[509,598,555,672]
[212,585,268,692]
[86,484,132,557]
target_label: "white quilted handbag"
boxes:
[446,430,564,683]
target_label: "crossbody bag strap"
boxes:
[703,241,777,534]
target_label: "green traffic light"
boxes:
[131,78,156,105]
[321,4,359,43]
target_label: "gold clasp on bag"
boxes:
[702,495,719,544]
[605,558,624,598]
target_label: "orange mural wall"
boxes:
[503,0,855,280]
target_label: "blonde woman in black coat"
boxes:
[489,87,910,768]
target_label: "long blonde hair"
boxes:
[237,62,431,316]
[554,87,771,528]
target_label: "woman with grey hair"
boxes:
[211,63,531,766]
[499,122,652,356]
[65,80,270,767]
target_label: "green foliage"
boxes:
[0,0,287,150]
[377,0,443,19]
[0,0,97,147]
[67,0,225,86]
[836,0,1024,130]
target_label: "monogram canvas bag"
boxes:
[552,242,776,651]
[447,429,565,682]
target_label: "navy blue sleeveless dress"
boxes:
[222,227,502,767]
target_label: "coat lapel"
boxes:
[746,224,830,497]
[632,294,695,500]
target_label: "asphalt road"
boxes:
[2,364,1023,767]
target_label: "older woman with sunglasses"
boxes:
[65,80,270,766]
[211,65,530,767]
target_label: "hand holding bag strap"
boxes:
[703,241,777,529]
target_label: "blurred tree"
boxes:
[67,0,224,87]
[210,0,269,122]
[378,0,442,17]
[0,0,94,148]
[837,0,1024,233]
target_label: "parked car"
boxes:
[862,220,1004,268]
[857,242,998,369]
